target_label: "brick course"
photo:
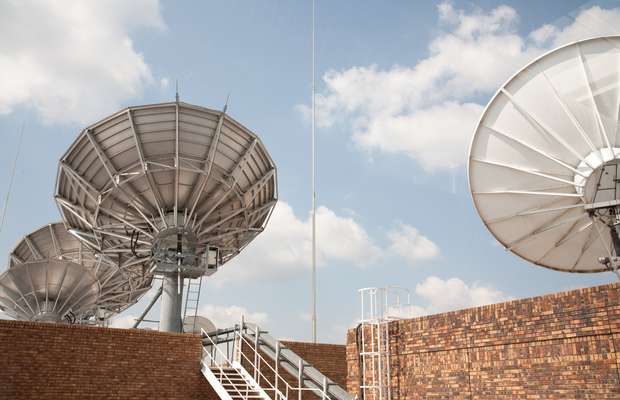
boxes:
[0,320,347,400]
[0,320,216,400]
[347,282,620,399]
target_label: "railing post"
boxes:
[275,341,280,397]
[254,326,260,380]
[322,376,327,400]
[298,358,304,400]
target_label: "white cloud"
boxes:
[415,276,507,314]
[382,276,507,319]
[0,0,164,124]
[387,223,440,264]
[309,4,620,171]
[354,102,484,170]
[214,201,381,284]
[199,304,268,329]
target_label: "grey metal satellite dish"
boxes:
[183,315,216,334]
[55,101,277,332]
[469,35,620,277]
[0,260,100,322]
[7,223,152,319]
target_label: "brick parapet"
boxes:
[347,282,620,399]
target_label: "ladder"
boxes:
[183,276,203,331]
[358,287,410,400]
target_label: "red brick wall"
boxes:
[347,283,620,400]
[282,341,347,388]
[0,320,217,400]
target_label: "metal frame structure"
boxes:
[0,260,100,322]
[6,223,151,320]
[55,100,278,332]
[358,287,410,400]
[0,222,152,323]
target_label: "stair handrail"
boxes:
[237,332,340,400]
[234,329,336,400]
[234,330,289,400]
[201,319,337,400]
[201,328,249,400]
[242,322,352,400]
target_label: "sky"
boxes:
[1,0,620,343]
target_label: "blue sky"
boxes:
[1,0,620,343]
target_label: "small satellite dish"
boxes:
[0,260,100,323]
[183,315,216,334]
[4,223,152,320]
[469,35,620,275]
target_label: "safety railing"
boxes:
[201,327,253,399]
[202,322,335,400]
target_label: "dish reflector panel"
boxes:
[469,36,620,273]
[0,261,100,322]
[54,101,277,272]
[7,223,152,316]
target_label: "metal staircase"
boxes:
[201,361,271,400]
[200,321,354,400]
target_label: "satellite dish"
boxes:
[6,223,152,318]
[55,101,277,331]
[183,315,216,334]
[0,261,99,322]
[469,35,620,275]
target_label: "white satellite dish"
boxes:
[469,35,620,275]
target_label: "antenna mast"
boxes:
[311,0,317,343]
[0,122,25,237]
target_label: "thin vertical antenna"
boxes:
[224,93,231,113]
[175,79,179,102]
[311,0,317,344]
[0,122,25,237]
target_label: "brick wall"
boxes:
[282,341,347,388]
[0,320,217,400]
[0,319,347,400]
[347,282,620,400]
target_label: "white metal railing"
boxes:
[201,327,253,399]
[201,323,334,400]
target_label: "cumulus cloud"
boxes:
[308,4,620,171]
[0,0,164,124]
[415,276,507,312]
[387,223,440,264]
[388,276,508,320]
[214,201,382,284]
[199,304,268,328]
